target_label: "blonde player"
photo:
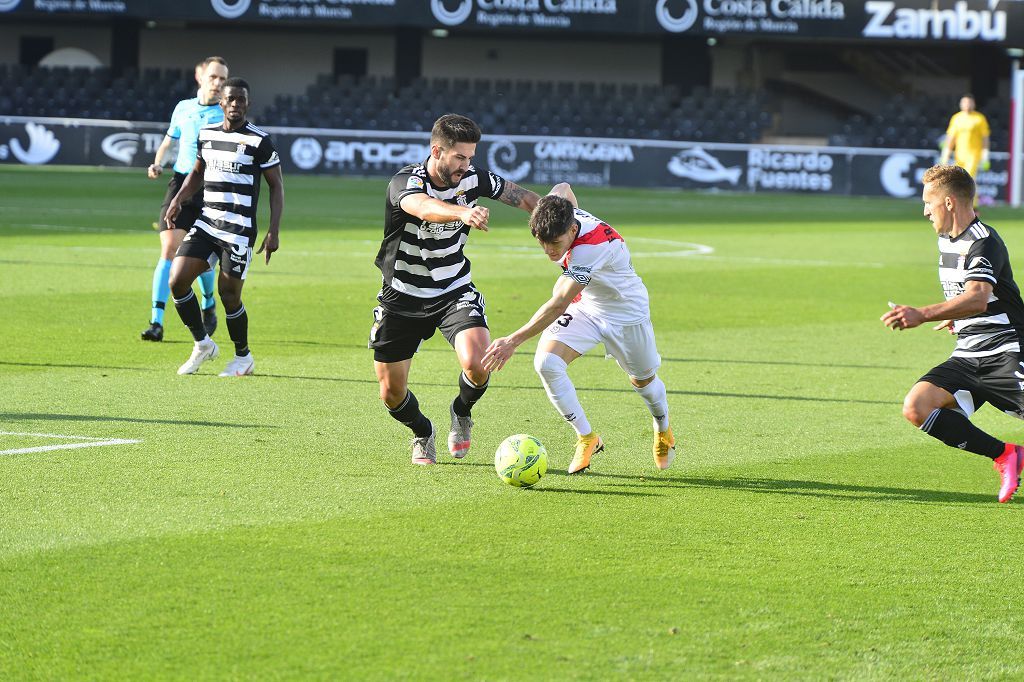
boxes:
[941,94,991,184]
[482,184,675,473]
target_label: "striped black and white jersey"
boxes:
[939,219,1024,357]
[375,161,506,315]
[194,121,280,247]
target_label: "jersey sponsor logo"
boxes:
[0,0,21,11]
[210,159,244,174]
[290,137,323,170]
[210,0,251,18]
[656,0,698,32]
[667,147,741,185]
[8,122,60,165]
[421,220,462,234]
[486,140,531,182]
[864,1,1006,42]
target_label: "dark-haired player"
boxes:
[482,183,675,473]
[371,113,539,465]
[882,164,1024,502]
[165,77,284,377]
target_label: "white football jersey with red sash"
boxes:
[558,208,650,325]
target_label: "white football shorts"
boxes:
[539,305,661,380]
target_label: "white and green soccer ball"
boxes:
[494,434,547,488]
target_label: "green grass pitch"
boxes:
[2,166,1024,679]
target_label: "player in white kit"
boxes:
[482,183,675,473]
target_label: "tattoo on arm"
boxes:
[498,181,533,209]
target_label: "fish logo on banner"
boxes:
[667,148,741,185]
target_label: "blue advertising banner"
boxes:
[0,115,1010,203]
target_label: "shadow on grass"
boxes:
[436,462,660,497]
[0,360,159,371]
[264,341,910,371]
[259,373,895,406]
[587,472,997,505]
[0,412,272,429]
[529,487,660,498]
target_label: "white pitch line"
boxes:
[0,439,142,455]
[0,431,142,456]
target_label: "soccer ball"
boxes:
[494,434,547,488]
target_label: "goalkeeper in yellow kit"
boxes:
[940,94,991,186]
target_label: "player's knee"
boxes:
[534,352,567,383]
[631,374,655,389]
[168,272,190,298]
[902,397,930,427]
[379,383,404,408]
[220,290,241,310]
[464,366,489,386]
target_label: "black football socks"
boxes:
[173,290,206,342]
[225,303,250,356]
[389,391,432,438]
[452,371,488,418]
[921,408,1003,458]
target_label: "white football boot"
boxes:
[177,338,219,375]
[219,354,255,377]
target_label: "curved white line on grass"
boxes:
[248,239,882,267]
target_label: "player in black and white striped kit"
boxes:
[164,77,285,377]
[371,114,539,465]
[882,165,1024,503]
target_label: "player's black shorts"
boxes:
[920,352,1024,418]
[176,226,253,281]
[369,287,488,363]
[158,172,203,231]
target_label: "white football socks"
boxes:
[633,375,670,432]
[534,352,591,437]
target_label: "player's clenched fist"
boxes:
[462,205,489,231]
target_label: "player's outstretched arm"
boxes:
[497,181,540,213]
[400,193,489,230]
[257,165,285,264]
[164,158,205,229]
[548,182,578,208]
[482,276,585,371]
[881,281,991,331]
